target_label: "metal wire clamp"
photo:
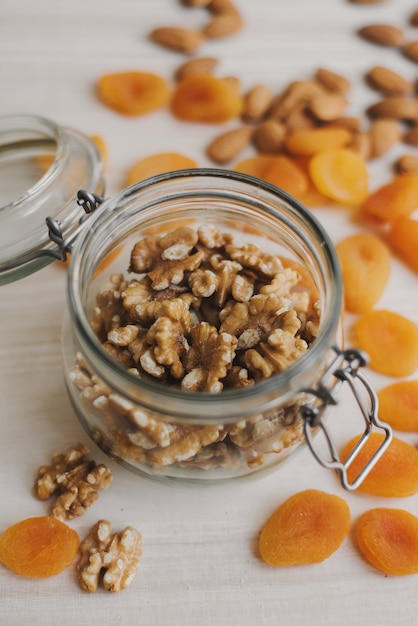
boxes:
[1,190,104,271]
[300,346,392,490]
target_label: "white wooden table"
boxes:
[1,1,418,624]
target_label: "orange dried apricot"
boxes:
[0,516,80,578]
[284,127,352,156]
[234,154,308,198]
[355,309,418,377]
[387,217,418,274]
[309,148,369,206]
[97,71,171,116]
[292,156,334,208]
[356,508,418,576]
[335,233,391,313]
[360,174,418,224]
[125,152,198,186]
[377,380,418,432]
[259,489,351,567]
[341,432,418,497]
[171,73,243,123]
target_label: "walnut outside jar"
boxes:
[62,167,370,485]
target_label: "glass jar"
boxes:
[0,115,391,487]
[61,169,390,485]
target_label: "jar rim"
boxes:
[68,168,343,421]
[0,114,105,284]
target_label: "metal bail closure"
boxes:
[1,190,104,271]
[300,346,392,491]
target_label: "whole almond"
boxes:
[207,126,252,164]
[365,65,413,95]
[357,24,405,47]
[308,93,348,122]
[175,57,218,81]
[403,125,418,146]
[242,84,275,122]
[203,13,244,38]
[394,154,418,175]
[366,97,418,121]
[183,0,212,6]
[149,27,206,53]
[369,118,401,158]
[284,104,316,132]
[209,0,241,16]
[349,131,372,160]
[315,68,350,94]
[409,9,418,26]
[268,80,324,120]
[253,120,286,153]
[403,40,418,63]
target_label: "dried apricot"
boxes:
[335,233,391,313]
[341,432,418,497]
[259,489,351,567]
[355,309,418,377]
[356,508,418,576]
[360,174,418,224]
[309,148,369,206]
[234,154,308,198]
[292,156,334,208]
[97,71,171,116]
[387,217,418,274]
[171,73,243,123]
[0,516,80,578]
[284,127,351,156]
[125,152,198,186]
[377,380,418,432]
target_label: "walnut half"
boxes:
[34,444,112,520]
[77,520,142,593]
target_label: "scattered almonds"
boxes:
[402,40,418,63]
[149,26,206,53]
[365,65,413,95]
[357,24,405,47]
[206,126,253,163]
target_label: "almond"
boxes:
[203,13,244,38]
[242,84,274,122]
[253,120,286,153]
[209,0,241,16]
[349,131,372,160]
[149,27,206,53]
[403,40,418,63]
[410,9,418,27]
[403,125,418,146]
[174,57,218,81]
[365,65,413,95]
[206,126,252,164]
[349,0,387,3]
[369,118,401,158]
[357,24,405,47]
[394,154,418,175]
[366,97,418,121]
[268,80,324,120]
[284,105,316,132]
[315,68,350,94]
[308,93,348,122]
[183,0,212,5]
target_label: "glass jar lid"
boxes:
[0,114,105,284]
